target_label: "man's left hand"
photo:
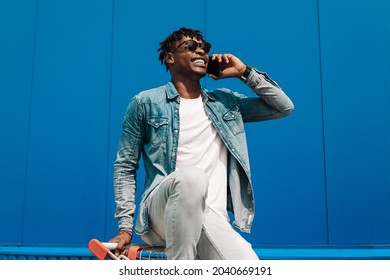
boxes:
[208,54,246,80]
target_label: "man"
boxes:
[109,27,294,260]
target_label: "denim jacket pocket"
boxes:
[147,116,169,146]
[222,105,244,135]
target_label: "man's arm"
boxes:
[209,54,294,121]
[239,66,294,122]
[109,96,143,255]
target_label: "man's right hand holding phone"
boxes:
[207,54,247,80]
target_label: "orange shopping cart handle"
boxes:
[88,239,130,260]
[88,239,112,260]
[88,238,165,260]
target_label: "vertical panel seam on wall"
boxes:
[104,0,116,239]
[203,0,207,89]
[204,0,207,35]
[21,0,40,245]
[316,0,330,245]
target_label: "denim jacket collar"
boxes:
[165,81,215,103]
[165,81,179,100]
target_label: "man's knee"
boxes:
[172,167,208,201]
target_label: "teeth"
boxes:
[193,59,205,64]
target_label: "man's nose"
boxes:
[195,46,205,54]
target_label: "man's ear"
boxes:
[164,52,174,65]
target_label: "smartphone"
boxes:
[206,57,221,76]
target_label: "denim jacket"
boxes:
[114,67,294,235]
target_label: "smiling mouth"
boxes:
[192,58,207,66]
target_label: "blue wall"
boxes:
[1,0,389,248]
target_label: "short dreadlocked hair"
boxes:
[157,27,205,72]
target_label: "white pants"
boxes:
[140,167,259,260]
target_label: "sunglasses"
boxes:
[170,39,212,54]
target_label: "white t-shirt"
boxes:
[176,96,228,220]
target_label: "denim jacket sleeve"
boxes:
[238,67,294,122]
[113,96,144,232]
